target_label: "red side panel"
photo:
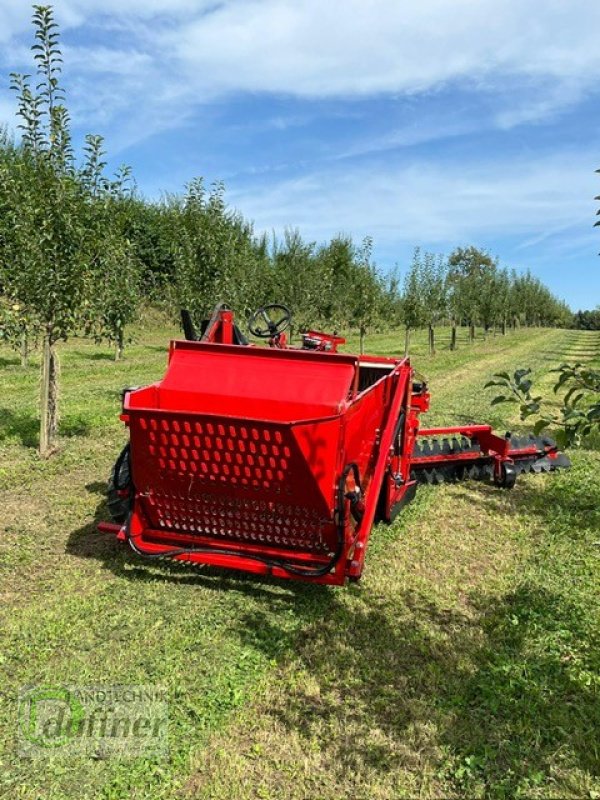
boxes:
[146,340,359,421]
[127,409,343,556]
[343,378,389,493]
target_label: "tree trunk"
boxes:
[40,334,59,457]
[20,329,28,368]
[428,324,435,356]
[404,327,411,357]
[450,322,457,351]
[501,319,507,336]
[115,331,123,362]
[469,322,475,343]
[359,325,366,355]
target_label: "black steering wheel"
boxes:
[248,304,292,338]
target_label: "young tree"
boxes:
[495,268,512,336]
[0,133,35,366]
[379,266,404,333]
[402,249,426,355]
[171,179,274,330]
[80,137,141,360]
[419,252,447,356]
[348,237,381,354]
[0,6,129,454]
[313,235,357,330]
[1,156,88,455]
[480,265,498,335]
[2,6,85,455]
[507,269,521,330]
[447,246,496,343]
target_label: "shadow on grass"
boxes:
[0,409,39,447]
[225,469,599,796]
[143,344,171,353]
[0,355,21,367]
[0,408,92,447]
[537,350,600,361]
[62,414,93,438]
[66,483,335,609]
[70,350,116,362]
[229,583,599,797]
[67,467,600,797]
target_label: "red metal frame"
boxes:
[200,306,236,344]
[99,305,565,584]
[300,330,346,352]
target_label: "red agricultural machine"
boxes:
[99,303,570,586]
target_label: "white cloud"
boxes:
[493,80,589,130]
[229,149,599,251]
[2,1,600,121]
[335,118,482,162]
[0,94,16,129]
[160,0,600,98]
[0,4,29,44]
[0,0,209,41]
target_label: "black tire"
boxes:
[107,445,131,524]
[495,462,517,490]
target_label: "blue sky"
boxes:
[1,0,599,309]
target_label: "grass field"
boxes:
[0,322,599,799]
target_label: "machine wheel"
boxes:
[107,445,131,524]
[495,462,517,490]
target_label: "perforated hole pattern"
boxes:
[133,414,334,554]
[140,415,293,490]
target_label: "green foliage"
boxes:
[79,137,141,358]
[346,237,382,343]
[571,307,600,330]
[402,249,427,331]
[447,245,496,333]
[169,178,267,325]
[486,364,600,447]
[2,152,86,342]
[419,251,447,326]
[378,266,403,330]
[1,9,140,354]
[402,248,447,354]
[446,248,570,335]
[270,228,320,330]
[494,267,511,330]
[0,6,142,451]
[511,269,571,327]
[0,296,37,367]
[313,234,358,328]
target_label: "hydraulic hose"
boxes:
[123,463,361,580]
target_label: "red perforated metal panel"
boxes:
[128,410,343,555]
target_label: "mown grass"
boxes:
[0,322,598,799]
